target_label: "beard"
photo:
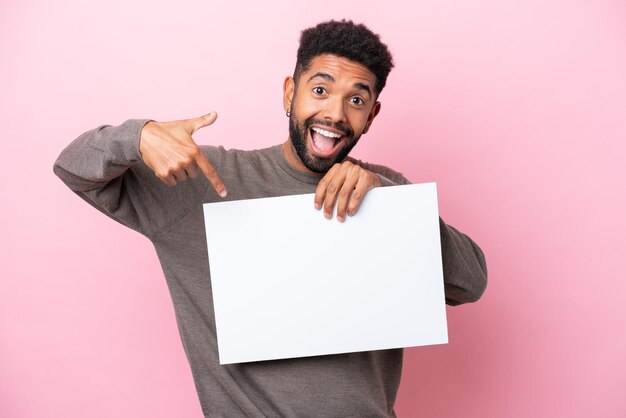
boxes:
[288,105,360,174]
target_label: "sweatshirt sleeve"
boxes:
[354,159,488,306]
[439,220,488,305]
[53,119,213,240]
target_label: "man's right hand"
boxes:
[139,112,227,197]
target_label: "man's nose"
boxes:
[322,96,347,124]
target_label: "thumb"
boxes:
[186,111,218,134]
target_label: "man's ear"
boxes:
[363,101,381,134]
[283,76,295,113]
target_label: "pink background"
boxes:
[1,1,625,417]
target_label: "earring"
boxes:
[286,111,291,117]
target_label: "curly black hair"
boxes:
[294,20,394,96]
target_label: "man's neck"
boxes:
[281,139,315,175]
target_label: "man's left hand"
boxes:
[314,161,382,222]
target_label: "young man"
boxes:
[54,20,487,418]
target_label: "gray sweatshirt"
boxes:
[54,119,487,417]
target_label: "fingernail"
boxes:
[220,190,227,198]
[337,216,345,223]
[314,203,321,210]
[324,212,331,219]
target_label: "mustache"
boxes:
[304,118,354,138]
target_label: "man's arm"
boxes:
[324,159,488,306]
[438,219,487,305]
[53,113,226,239]
[54,119,161,238]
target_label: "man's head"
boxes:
[283,20,394,173]
[293,20,394,97]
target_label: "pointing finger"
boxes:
[195,148,227,197]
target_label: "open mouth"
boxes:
[309,126,344,157]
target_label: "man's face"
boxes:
[284,54,381,173]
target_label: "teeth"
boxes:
[312,127,342,139]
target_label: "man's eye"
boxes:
[313,87,326,95]
[351,97,364,105]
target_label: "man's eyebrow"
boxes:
[307,72,335,83]
[354,82,372,97]
[307,72,372,97]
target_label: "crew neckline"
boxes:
[271,144,325,185]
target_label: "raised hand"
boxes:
[139,112,227,197]
[314,161,382,222]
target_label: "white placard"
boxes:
[203,183,447,364]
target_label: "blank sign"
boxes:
[203,183,447,364]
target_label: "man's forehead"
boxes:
[303,54,377,86]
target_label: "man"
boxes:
[54,20,487,418]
